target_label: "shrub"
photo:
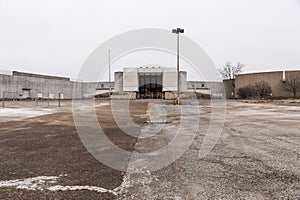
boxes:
[237,85,255,99]
[254,81,272,99]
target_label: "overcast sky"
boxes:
[0,0,299,80]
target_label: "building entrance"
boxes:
[138,74,163,99]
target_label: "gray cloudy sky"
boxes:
[0,0,300,80]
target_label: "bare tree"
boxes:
[218,62,244,98]
[254,81,272,99]
[283,72,300,98]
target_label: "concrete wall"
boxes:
[179,71,187,92]
[0,68,226,100]
[138,66,163,73]
[110,92,136,100]
[187,81,208,92]
[123,68,138,92]
[114,72,123,92]
[0,71,115,99]
[164,91,176,100]
[122,67,184,93]
[187,81,225,98]
[206,82,225,98]
[235,70,300,98]
[162,68,177,92]
[223,79,235,99]
[0,73,77,99]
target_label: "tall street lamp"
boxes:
[172,28,184,105]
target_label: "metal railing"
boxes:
[1,91,64,109]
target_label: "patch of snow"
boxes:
[0,176,59,191]
[0,108,54,123]
[48,185,113,194]
[0,174,130,196]
[95,103,110,108]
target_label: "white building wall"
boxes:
[114,72,123,92]
[122,67,184,92]
[162,68,177,91]
[137,66,163,73]
[179,71,188,92]
[123,68,138,92]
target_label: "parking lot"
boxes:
[0,100,299,199]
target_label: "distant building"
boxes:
[224,70,300,99]
[0,71,110,99]
[0,67,224,100]
[114,66,224,99]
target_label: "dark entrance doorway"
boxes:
[138,73,163,99]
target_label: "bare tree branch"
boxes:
[283,72,300,98]
[218,62,244,98]
[218,62,244,80]
[255,81,272,99]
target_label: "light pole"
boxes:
[172,28,184,105]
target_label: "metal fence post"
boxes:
[2,91,5,109]
[58,92,61,107]
[48,93,50,107]
[35,97,38,108]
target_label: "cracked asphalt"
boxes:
[0,100,300,199]
[121,101,300,199]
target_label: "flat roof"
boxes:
[12,71,70,81]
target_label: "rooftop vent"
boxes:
[282,71,286,82]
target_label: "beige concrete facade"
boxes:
[164,91,176,100]
[223,70,300,99]
[223,79,235,99]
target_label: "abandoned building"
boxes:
[224,70,300,99]
[0,67,224,100]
